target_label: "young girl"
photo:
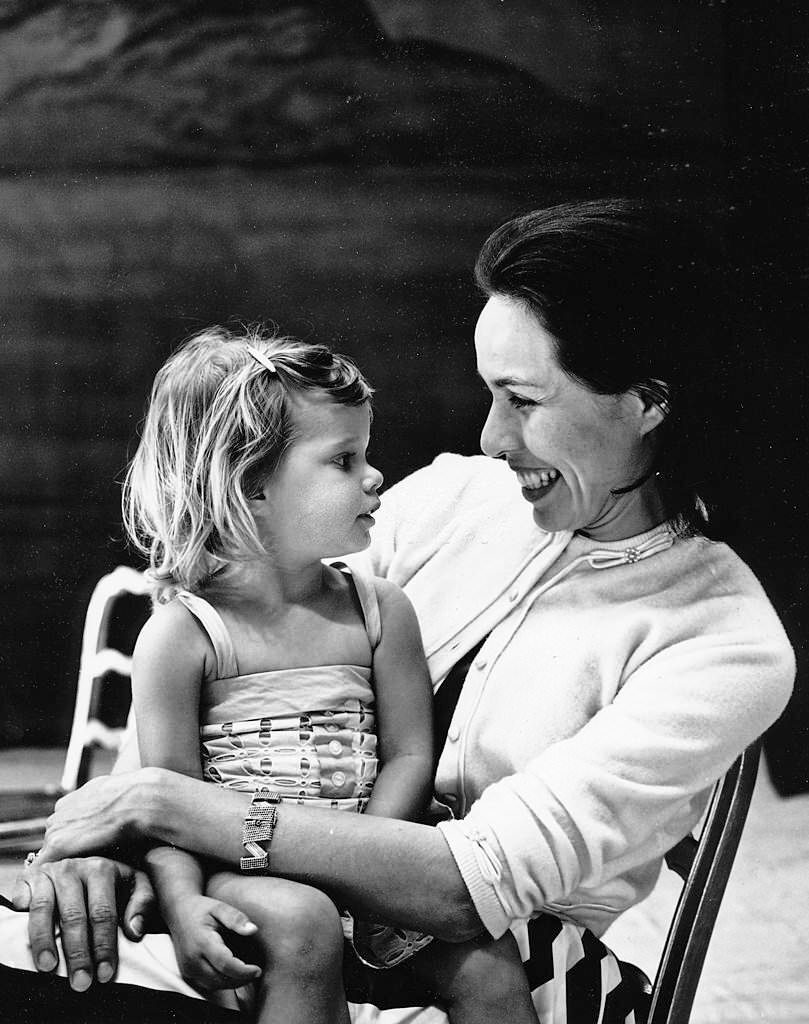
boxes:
[123,325,540,1024]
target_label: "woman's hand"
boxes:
[38,769,161,863]
[11,855,157,991]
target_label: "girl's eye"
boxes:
[508,393,537,410]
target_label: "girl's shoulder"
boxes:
[137,595,200,644]
[132,596,216,687]
[135,593,218,669]
[329,560,404,600]
[370,574,412,613]
[354,571,420,649]
[328,561,414,650]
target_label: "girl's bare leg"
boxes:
[207,871,350,1024]
[414,930,539,1024]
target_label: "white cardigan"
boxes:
[349,453,795,939]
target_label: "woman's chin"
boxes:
[524,484,572,534]
[532,508,566,534]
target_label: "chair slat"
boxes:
[646,740,762,1024]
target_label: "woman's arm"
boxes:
[41,770,483,942]
[363,580,434,821]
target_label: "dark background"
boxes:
[1,1,806,792]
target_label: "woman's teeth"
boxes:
[516,468,559,489]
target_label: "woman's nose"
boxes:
[480,403,516,458]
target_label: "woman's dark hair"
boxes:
[474,198,735,536]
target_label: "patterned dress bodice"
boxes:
[177,566,380,812]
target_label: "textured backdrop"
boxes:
[1,1,805,791]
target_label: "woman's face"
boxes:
[475,295,665,541]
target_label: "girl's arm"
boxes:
[363,579,434,822]
[132,604,261,988]
[130,602,212,922]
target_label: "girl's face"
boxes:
[475,295,665,541]
[255,393,383,566]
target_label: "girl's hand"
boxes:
[11,856,157,992]
[170,895,262,992]
[38,769,161,863]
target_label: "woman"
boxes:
[0,199,794,1024]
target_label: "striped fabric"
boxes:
[343,913,647,1024]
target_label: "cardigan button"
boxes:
[447,725,460,743]
[474,657,487,670]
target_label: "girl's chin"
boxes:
[336,532,373,556]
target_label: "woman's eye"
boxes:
[508,393,537,410]
[334,453,353,469]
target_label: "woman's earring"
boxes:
[644,378,671,416]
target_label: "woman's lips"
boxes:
[520,477,560,502]
[514,467,560,501]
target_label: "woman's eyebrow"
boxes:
[477,370,540,389]
[493,375,537,388]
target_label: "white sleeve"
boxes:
[439,616,794,937]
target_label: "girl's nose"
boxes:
[364,463,384,492]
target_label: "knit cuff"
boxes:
[436,819,512,939]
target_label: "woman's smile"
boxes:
[512,466,561,502]
[475,295,666,540]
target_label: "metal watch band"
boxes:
[239,788,282,873]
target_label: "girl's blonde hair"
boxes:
[122,325,373,601]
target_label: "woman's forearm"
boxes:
[145,769,483,941]
[42,767,485,941]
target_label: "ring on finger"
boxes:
[24,850,40,867]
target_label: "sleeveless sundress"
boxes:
[177,564,432,969]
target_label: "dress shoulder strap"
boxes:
[175,591,239,679]
[332,562,382,650]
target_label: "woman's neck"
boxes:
[577,477,670,543]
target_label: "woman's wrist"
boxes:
[132,766,173,842]
[134,767,235,853]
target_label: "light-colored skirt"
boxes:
[0,900,643,1023]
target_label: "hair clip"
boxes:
[246,345,277,375]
